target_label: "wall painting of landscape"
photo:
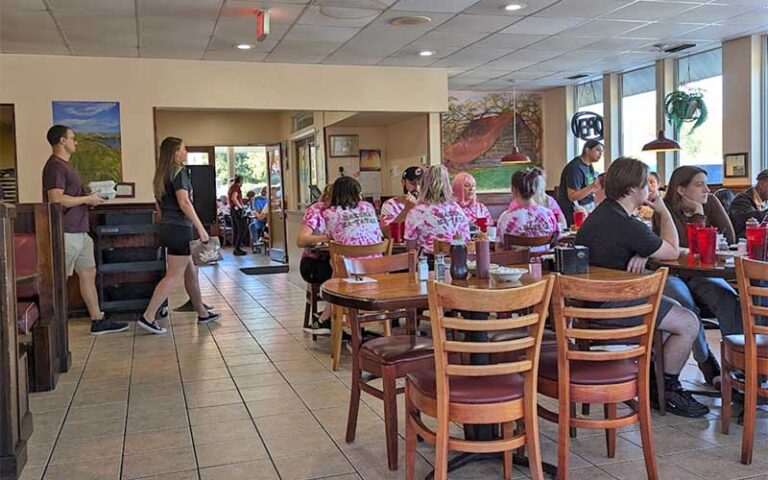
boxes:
[52,101,123,186]
[442,92,543,192]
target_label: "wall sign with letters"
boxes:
[571,111,604,141]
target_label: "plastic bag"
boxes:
[190,237,223,265]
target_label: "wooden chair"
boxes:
[490,247,530,266]
[433,239,475,255]
[503,233,556,251]
[537,269,668,480]
[405,277,554,480]
[341,252,433,471]
[722,257,768,464]
[328,239,393,371]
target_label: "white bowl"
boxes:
[492,267,528,282]
[467,261,499,272]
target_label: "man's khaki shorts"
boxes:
[64,232,96,276]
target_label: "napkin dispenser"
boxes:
[554,245,589,274]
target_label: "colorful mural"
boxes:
[442,92,543,192]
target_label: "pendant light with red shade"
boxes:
[501,81,531,164]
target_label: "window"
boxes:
[575,78,605,172]
[676,48,723,182]
[620,65,657,171]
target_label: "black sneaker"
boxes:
[233,249,247,256]
[173,300,212,312]
[664,381,710,418]
[698,351,722,389]
[137,316,167,335]
[198,312,221,324]
[90,319,130,336]
[303,316,331,335]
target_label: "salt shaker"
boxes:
[435,253,446,282]
[418,255,429,281]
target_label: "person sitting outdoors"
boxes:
[249,186,269,245]
[576,156,709,417]
[404,165,469,255]
[557,139,603,224]
[653,166,739,387]
[497,167,559,251]
[298,183,334,335]
[451,172,491,228]
[729,169,768,239]
[380,166,422,237]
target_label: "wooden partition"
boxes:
[15,203,70,391]
[0,203,33,480]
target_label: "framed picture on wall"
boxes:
[115,182,135,198]
[329,135,359,157]
[724,152,749,178]
[359,149,382,172]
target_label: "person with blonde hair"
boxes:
[451,172,492,227]
[404,165,469,255]
[498,168,559,251]
[139,137,219,334]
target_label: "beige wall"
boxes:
[541,86,572,189]
[383,115,428,195]
[154,110,284,147]
[0,54,447,203]
[324,126,388,186]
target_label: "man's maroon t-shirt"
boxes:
[42,155,89,233]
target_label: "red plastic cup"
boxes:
[697,227,717,264]
[746,225,767,260]
[573,210,587,229]
[390,222,404,243]
[476,217,488,233]
[686,222,702,255]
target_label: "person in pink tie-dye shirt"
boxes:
[497,167,558,252]
[323,176,382,246]
[452,172,492,227]
[379,166,423,237]
[404,165,470,255]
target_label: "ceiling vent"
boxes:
[653,43,697,54]
[565,74,588,80]
[388,15,432,26]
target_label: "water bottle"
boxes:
[418,255,429,281]
[435,253,446,282]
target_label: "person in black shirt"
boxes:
[576,156,709,418]
[729,169,768,239]
[557,139,603,224]
[139,137,220,334]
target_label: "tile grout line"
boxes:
[118,324,138,479]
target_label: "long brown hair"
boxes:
[664,165,706,214]
[154,137,183,200]
[511,167,544,200]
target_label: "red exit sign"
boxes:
[256,9,270,42]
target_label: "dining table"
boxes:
[322,265,643,480]
[649,252,736,280]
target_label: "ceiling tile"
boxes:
[536,0,634,18]
[2,11,64,41]
[527,35,600,51]
[605,1,700,21]
[470,33,547,50]
[408,30,487,49]
[212,20,289,49]
[222,2,305,24]
[463,0,560,16]
[73,45,138,57]
[284,24,360,42]
[719,9,768,27]
[580,37,653,52]
[668,3,756,24]
[391,0,478,13]
[559,19,647,37]
[435,14,521,33]
[203,49,269,61]
[323,51,383,65]
[140,46,205,59]
[497,47,561,61]
[296,5,381,27]
[2,40,70,54]
[141,17,216,36]
[502,16,585,35]
[317,0,396,7]
[49,0,134,14]
[378,56,436,66]
[675,23,758,39]
[617,21,708,39]
[479,57,537,71]
[270,39,342,55]
[139,0,220,17]
[265,51,328,63]
[1,0,46,11]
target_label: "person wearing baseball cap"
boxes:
[557,139,603,225]
[379,165,423,237]
[729,169,768,239]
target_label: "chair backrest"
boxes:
[549,268,668,385]
[426,277,555,403]
[490,247,530,266]
[504,233,555,249]
[735,257,768,351]
[340,252,416,278]
[433,239,476,255]
[329,239,392,277]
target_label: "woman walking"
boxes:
[139,137,219,334]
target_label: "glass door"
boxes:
[267,144,287,263]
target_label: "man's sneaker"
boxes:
[198,312,221,325]
[698,351,722,389]
[233,249,247,256]
[303,315,331,335]
[90,319,130,336]
[664,382,710,418]
[137,316,167,335]
[174,300,212,312]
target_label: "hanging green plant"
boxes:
[664,89,708,136]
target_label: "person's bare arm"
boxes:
[567,184,597,202]
[47,188,103,208]
[176,190,209,242]
[648,193,680,260]
[296,224,328,248]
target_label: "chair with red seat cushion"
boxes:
[405,277,555,480]
[538,270,668,480]
[722,257,768,464]
[17,302,39,335]
[14,234,39,299]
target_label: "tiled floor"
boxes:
[17,250,768,480]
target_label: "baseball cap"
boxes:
[757,169,768,181]
[402,166,424,182]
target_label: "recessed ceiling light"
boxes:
[236,43,253,50]
[418,50,435,57]
[502,2,527,11]
[388,15,432,26]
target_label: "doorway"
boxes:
[0,105,18,202]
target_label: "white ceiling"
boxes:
[1,0,767,90]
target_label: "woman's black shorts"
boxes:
[300,255,332,284]
[159,224,193,256]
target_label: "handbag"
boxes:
[190,237,223,265]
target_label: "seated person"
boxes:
[635,171,658,220]
[713,188,736,213]
[380,166,422,237]
[497,167,558,251]
[576,156,709,418]
[729,169,768,239]
[533,170,567,230]
[452,172,492,228]
[323,176,382,248]
[249,186,269,244]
